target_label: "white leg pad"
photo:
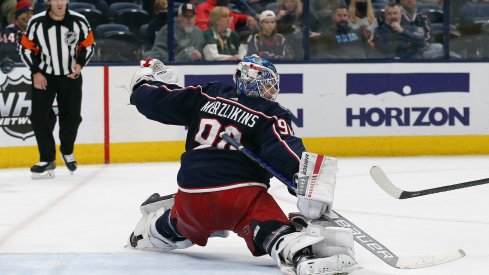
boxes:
[140,196,174,215]
[271,231,326,274]
[296,254,359,275]
[307,223,356,259]
[129,196,193,251]
[271,222,359,274]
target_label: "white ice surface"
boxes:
[0,156,488,275]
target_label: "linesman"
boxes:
[19,0,95,179]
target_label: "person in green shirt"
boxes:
[202,6,246,61]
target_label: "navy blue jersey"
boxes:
[130,80,305,192]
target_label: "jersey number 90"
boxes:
[194,118,242,150]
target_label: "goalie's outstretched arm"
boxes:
[129,58,203,126]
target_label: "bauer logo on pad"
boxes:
[346,73,470,96]
[296,175,309,196]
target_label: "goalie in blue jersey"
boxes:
[127,55,359,275]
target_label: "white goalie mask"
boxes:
[233,55,280,101]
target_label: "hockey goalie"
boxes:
[127,56,359,275]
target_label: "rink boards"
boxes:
[1,63,489,168]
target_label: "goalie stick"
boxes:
[370,166,489,199]
[219,133,465,269]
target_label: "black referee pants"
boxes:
[30,74,83,162]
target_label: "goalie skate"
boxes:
[31,162,56,180]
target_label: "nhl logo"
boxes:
[64,31,77,46]
[0,75,34,140]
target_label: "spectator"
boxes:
[310,5,372,59]
[309,0,343,33]
[246,10,291,59]
[203,6,246,61]
[144,3,204,62]
[274,0,303,58]
[347,0,377,42]
[400,0,430,47]
[373,2,425,59]
[1,0,18,26]
[195,0,257,32]
[275,0,302,35]
[0,0,33,62]
[143,0,168,50]
[399,0,443,58]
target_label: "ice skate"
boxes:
[60,153,77,174]
[31,161,56,180]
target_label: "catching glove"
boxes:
[130,58,178,92]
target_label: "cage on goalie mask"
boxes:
[233,55,280,101]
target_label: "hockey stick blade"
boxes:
[220,133,465,269]
[323,212,465,269]
[395,249,466,269]
[371,166,489,199]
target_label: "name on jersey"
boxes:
[200,101,259,127]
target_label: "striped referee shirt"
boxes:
[19,9,95,76]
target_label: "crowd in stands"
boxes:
[2,0,489,63]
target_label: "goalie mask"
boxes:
[233,55,280,101]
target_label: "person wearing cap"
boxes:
[0,0,33,62]
[202,6,246,61]
[246,10,291,60]
[144,3,204,62]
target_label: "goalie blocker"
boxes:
[296,152,338,219]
